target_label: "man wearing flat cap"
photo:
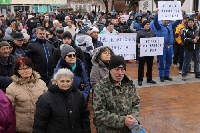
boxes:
[93,55,140,133]
[0,41,14,93]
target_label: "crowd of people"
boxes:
[0,8,200,133]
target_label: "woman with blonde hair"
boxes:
[6,57,47,133]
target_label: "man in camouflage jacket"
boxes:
[93,55,140,133]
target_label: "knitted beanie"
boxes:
[0,41,10,48]
[62,31,72,40]
[60,44,76,59]
[142,20,150,28]
[109,56,126,70]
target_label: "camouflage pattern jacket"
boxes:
[93,75,140,133]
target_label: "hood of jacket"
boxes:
[134,13,142,19]
[11,70,41,85]
[76,33,91,45]
[91,46,114,67]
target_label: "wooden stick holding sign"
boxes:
[140,37,164,57]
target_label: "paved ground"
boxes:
[89,61,200,133]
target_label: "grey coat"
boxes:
[90,46,114,88]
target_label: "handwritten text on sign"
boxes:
[158,1,182,20]
[98,33,136,60]
[140,37,164,57]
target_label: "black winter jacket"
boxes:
[52,42,86,69]
[119,22,130,33]
[26,38,54,79]
[136,29,156,56]
[181,26,200,51]
[49,36,62,48]
[0,56,14,92]
[33,83,91,133]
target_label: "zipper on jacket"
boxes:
[42,42,50,76]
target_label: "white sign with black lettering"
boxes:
[158,1,182,20]
[140,37,164,57]
[98,33,136,60]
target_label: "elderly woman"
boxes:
[90,46,115,88]
[33,68,91,133]
[54,45,90,101]
[6,57,47,133]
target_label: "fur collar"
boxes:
[11,71,41,85]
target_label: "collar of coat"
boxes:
[98,74,134,88]
[59,58,83,75]
[11,70,41,85]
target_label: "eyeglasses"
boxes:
[66,54,76,58]
[18,67,32,71]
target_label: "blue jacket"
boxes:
[92,39,103,49]
[15,46,26,57]
[154,14,181,45]
[54,58,90,100]
[132,13,142,31]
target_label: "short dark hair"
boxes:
[14,57,33,78]
[36,26,46,32]
[15,22,22,30]
[47,29,55,35]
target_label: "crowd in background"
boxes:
[0,8,200,133]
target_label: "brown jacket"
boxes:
[6,71,47,133]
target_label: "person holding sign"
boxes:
[137,20,156,86]
[154,9,181,82]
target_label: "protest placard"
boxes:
[158,1,182,20]
[98,33,136,60]
[140,37,164,57]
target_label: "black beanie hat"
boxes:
[56,27,64,34]
[109,56,126,70]
[62,31,72,40]
[142,20,150,28]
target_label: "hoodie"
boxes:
[76,33,94,56]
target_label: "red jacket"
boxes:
[0,90,16,133]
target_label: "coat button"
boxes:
[70,111,72,113]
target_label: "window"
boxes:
[125,0,130,5]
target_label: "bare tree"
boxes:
[129,0,140,11]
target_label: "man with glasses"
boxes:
[0,41,14,92]
[26,26,54,85]
[154,9,182,82]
